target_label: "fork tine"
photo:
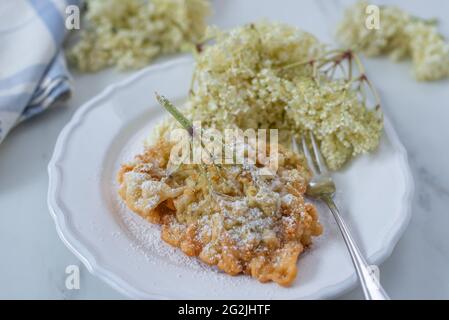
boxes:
[300,135,318,176]
[308,131,328,174]
[291,135,300,154]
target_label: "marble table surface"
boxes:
[0,0,448,299]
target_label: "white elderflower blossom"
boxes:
[337,1,410,60]
[158,21,383,171]
[68,0,210,71]
[407,21,449,81]
[337,1,449,81]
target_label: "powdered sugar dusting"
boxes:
[111,125,266,290]
[115,194,263,289]
[117,197,203,269]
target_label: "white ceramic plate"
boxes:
[48,57,414,299]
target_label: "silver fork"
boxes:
[293,132,390,300]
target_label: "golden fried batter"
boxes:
[118,138,322,286]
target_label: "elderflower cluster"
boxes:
[337,1,449,81]
[158,21,383,170]
[68,0,210,72]
[407,21,449,81]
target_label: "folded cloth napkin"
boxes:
[0,0,80,144]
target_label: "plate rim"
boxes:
[48,57,414,299]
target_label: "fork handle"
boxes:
[323,196,390,300]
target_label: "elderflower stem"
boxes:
[155,92,194,135]
[155,94,246,202]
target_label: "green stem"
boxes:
[155,93,193,135]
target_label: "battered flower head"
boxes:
[118,138,322,286]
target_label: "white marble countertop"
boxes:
[0,0,448,299]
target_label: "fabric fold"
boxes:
[0,0,79,144]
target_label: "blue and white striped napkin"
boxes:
[0,0,79,144]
